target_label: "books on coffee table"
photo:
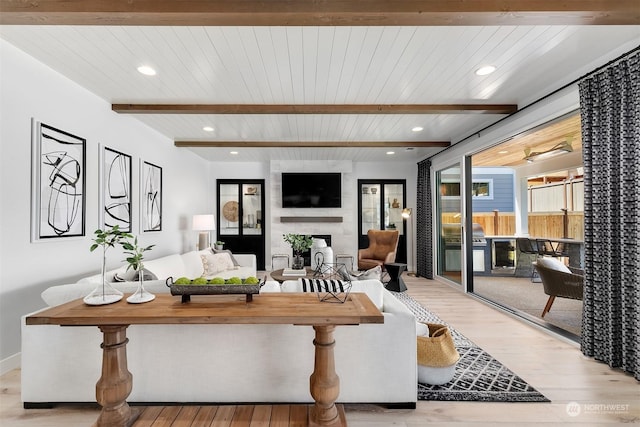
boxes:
[282,268,308,276]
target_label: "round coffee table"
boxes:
[270,267,316,283]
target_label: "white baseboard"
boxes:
[0,352,20,376]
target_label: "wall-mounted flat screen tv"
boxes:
[282,173,342,208]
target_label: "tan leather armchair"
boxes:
[358,229,400,270]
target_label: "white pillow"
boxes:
[201,252,236,276]
[537,257,571,273]
[181,250,211,278]
[416,321,430,337]
[350,265,382,281]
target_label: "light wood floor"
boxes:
[2,275,638,426]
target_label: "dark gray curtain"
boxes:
[416,159,433,278]
[579,49,640,381]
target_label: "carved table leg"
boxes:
[309,325,344,427]
[94,325,136,427]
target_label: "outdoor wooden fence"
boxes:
[441,211,584,240]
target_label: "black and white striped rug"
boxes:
[391,291,550,402]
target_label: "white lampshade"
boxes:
[192,214,216,231]
[192,214,216,250]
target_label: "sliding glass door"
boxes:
[436,165,463,285]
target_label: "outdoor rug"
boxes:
[391,291,550,402]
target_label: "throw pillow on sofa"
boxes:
[201,252,236,276]
[342,265,382,281]
[299,278,350,293]
[114,268,158,282]
[212,248,240,266]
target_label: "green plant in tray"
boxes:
[192,277,208,285]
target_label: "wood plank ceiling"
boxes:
[1,1,638,162]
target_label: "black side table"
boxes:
[384,262,407,292]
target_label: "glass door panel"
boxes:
[219,183,239,236]
[358,179,407,264]
[436,165,462,285]
[217,179,266,270]
[242,183,263,236]
[385,183,405,235]
[361,184,381,232]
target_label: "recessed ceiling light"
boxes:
[386,151,395,155]
[411,126,424,132]
[230,151,238,155]
[137,65,156,76]
[499,150,509,154]
[203,126,214,132]
[475,65,496,76]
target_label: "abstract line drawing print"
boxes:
[141,160,162,232]
[103,147,132,232]
[35,123,86,239]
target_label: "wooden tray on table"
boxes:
[165,276,265,303]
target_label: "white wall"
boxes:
[0,40,210,368]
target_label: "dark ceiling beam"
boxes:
[175,141,451,148]
[113,104,518,115]
[1,0,638,26]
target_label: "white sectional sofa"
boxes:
[22,259,417,408]
[40,249,258,306]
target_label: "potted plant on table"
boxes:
[283,233,314,270]
[84,225,132,305]
[122,236,156,303]
[214,240,225,250]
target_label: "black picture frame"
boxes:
[100,145,132,232]
[31,120,86,240]
[141,160,162,232]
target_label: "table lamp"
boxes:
[192,214,216,250]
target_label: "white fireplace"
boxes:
[269,160,357,269]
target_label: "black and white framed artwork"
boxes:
[141,160,162,232]
[100,145,132,232]
[31,120,86,241]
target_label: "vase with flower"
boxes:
[122,236,156,303]
[83,225,132,306]
[283,233,314,270]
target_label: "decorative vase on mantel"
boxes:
[83,226,131,306]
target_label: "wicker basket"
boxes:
[417,323,460,368]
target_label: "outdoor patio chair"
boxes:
[516,237,540,281]
[536,239,569,257]
[534,257,584,318]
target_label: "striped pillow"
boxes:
[300,278,349,293]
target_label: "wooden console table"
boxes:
[26,293,383,427]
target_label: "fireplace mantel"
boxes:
[280,216,343,223]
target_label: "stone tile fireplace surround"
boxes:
[270,160,358,270]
